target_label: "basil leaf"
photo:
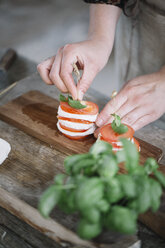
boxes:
[120,138,139,173]
[98,154,118,178]
[64,153,90,174]
[39,185,61,218]
[135,177,151,213]
[72,157,96,175]
[76,178,104,210]
[111,121,128,134]
[111,113,121,127]
[149,178,162,212]
[106,178,124,203]
[96,199,110,213]
[144,158,158,175]
[59,94,68,102]
[111,114,128,134]
[68,97,87,109]
[117,174,136,198]
[154,170,165,188]
[77,219,102,240]
[106,206,137,234]
[54,174,66,185]
[90,140,112,157]
[82,207,101,224]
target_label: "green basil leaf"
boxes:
[59,94,68,102]
[120,138,139,173]
[106,206,137,234]
[154,170,165,188]
[149,178,162,212]
[89,140,112,157]
[106,178,124,203]
[111,113,121,127]
[98,154,118,178]
[68,97,87,109]
[117,174,136,198]
[144,158,158,175]
[38,185,61,218]
[54,174,66,185]
[111,121,128,134]
[135,177,151,213]
[77,219,102,240]
[64,153,90,174]
[82,207,101,224]
[96,199,110,213]
[76,178,104,210]
[72,156,96,175]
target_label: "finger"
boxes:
[49,48,68,93]
[60,47,77,100]
[131,114,153,131]
[37,57,55,85]
[94,127,100,138]
[77,64,98,100]
[96,93,127,127]
[121,106,147,127]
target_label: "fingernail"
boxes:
[96,118,103,127]
[77,90,83,101]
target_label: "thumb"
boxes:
[77,65,98,100]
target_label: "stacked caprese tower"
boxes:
[57,95,99,140]
[98,114,140,152]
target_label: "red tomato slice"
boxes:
[57,116,93,124]
[63,133,89,140]
[100,136,122,149]
[100,123,134,142]
[60,101,99,115]
[100,136,140,151]
[59,123,87,133]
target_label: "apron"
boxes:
[113,0,165,88]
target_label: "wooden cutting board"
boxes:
[0,90,165,242]
[0,90,163,164]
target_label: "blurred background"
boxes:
[0,0,116,96]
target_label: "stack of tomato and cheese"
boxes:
[99,121,140,152]
[57,99,99,140]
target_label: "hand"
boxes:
[37,38,112,100]
[95,67,165,135]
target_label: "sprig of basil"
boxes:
[111,114,128,134]
[59,94,87,109]
[39,139,165,239]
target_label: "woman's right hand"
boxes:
[37,38,112,100]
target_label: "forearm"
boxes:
[88,4,121,50]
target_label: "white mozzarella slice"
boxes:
[57,121,96,137]
[58,106,98,122]
[58,119,94,130]
[0,138,11,165]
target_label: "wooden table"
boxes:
[0,66,165,247]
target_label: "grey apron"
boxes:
[113,0,165,87]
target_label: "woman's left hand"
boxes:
[95,66,165,136]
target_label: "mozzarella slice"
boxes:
[58,119,94,130]
[0,138,11,165]
[57,121,96,137]
[58,106,98,122]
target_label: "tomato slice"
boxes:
[57,116,93,124]
[100,123,134,142]
[60,101,99,115]
[59,123,87,133]
[63,133,89,140]
[100,136,140,151]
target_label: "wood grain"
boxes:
[0,90,163,163]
